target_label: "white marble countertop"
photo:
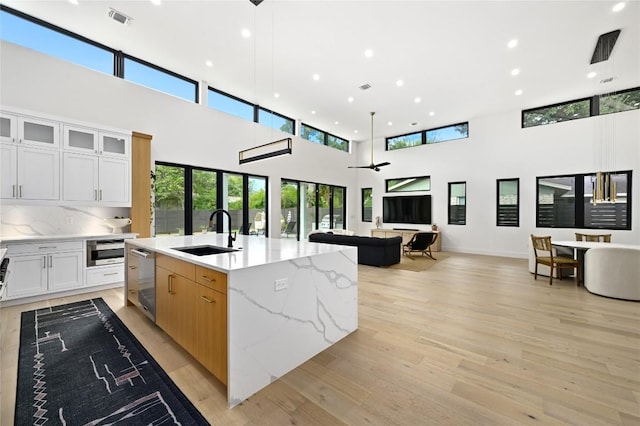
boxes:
[127,233,354,273]
[1,233,138,244]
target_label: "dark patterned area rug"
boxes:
[15,298,208,425]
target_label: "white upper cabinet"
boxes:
[64,125,129,158]
[18,116,60,148]
[1,108,130,205]
[17,147,60,200]
[63,124,98,153]
[99,132,129,158]
[0,112,18,143]
[1,144,18,198]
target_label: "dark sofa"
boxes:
[308,233,402,267]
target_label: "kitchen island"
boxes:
[125,233,358,408]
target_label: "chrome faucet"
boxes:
[208,209,236,248]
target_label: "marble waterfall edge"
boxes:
[227,248,358,407]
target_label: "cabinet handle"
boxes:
[38,246,57,250]
[201,275,215,282]
[49,255,53,268]
[42,256,46,269]
[200,296,215,303]
[94,189,98,201]
[99,189,102,201]
[104,272,118,276]
[19,185,22,198]
[12,185,15,198]
[168,275,174,293]
[128,265,137,269]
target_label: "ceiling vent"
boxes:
[590,29,621,64]
[108,8,132,25]
[359,83,372,91]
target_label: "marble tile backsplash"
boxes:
[0,205,130,238]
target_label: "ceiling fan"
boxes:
[349,112,390,172]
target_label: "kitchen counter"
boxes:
[127,233,352,272]
[125,233,358,408]
[0,248,6,263]
[1,233,138,243]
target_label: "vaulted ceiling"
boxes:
[2,0,639,141]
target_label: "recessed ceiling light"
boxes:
[515,89,523,96]
[347,97,354,103]
[312,74,320,81]
[311,110,316,114]
[364,49,373,58]
[241,28,251,38]
[150,0,161,5]
[354,130,359,134]
[205,60,213,67]
[387,122,393,126]
[68,0,79,5]
[335,121,339,125]
[587,71,597,79]
[612,2,625,12]
[507,39,518,48]
[274,92,280,98]
[414,97,421,103]
[396,79,404,87]
[429,111,435,117]
[511,68,520,76]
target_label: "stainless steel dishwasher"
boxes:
[129,248,156,321]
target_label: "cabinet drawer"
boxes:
[87,265,124,286]
[156,254,195,281]
[7,240,83,255]
[195,265,227,294]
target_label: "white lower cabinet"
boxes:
[5,254,48,298]
[86,264,124,286]
[5,241,83,299]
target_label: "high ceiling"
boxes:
[2,0,639,142]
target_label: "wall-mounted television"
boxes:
[383,195,432,224]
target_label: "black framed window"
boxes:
[386,122,468,151]
[258,107,295,135]
[154,161,268,236]
[123,56,198,102]
[362,188,372,222]
[386,176,431,192]
[598,87,640,115]
[0,6,115,75]
[386,132,422,151]
[536,170,631,230]
[208,88,254,121]
[497,178,519,227]
[448,182,466,225]
[301,123,349,152]
[523,87,639,128]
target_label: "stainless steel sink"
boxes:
[171,245,240,256]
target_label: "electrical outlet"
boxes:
[274,278,288,291]
[65,216,74,225]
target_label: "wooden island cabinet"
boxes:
[155,253,227,384]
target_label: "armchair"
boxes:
[402,232,438,260]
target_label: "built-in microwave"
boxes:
[87,239,125,267]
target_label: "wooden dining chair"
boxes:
[530,235,581,286]
[575,232,611,242]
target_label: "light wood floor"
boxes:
[1,253,639,425]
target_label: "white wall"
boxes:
[2,41,638,257]
[354,105,640,257]
[0,41,358,238]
